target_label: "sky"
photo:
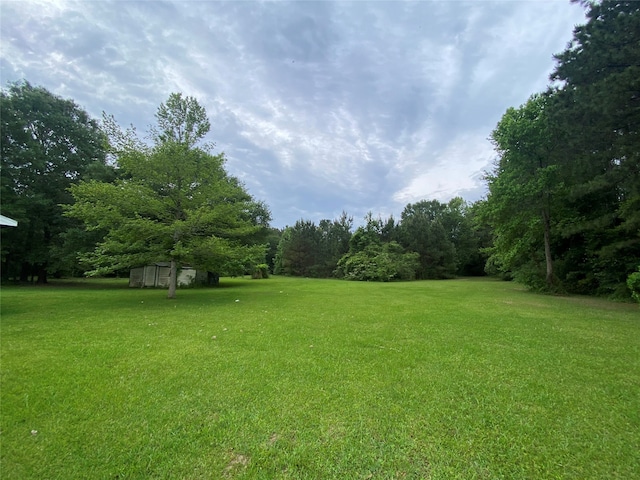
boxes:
[0,0,586,228]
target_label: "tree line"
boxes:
[1,1,638,299]
[272,199,489,282]
[479,1,640,298]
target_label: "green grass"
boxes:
[1,276,639,479]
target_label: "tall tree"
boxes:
[0,81,108,282]
[336,213,418,281]
[398,200,457,279]
[316,212,353,277]
[463,200,492,277]
[273,213,352,278]
[273,220,321,276]
[549,0,640,296]
[68,93,270,298]
[485,93,565,290]
[444,198,484,276]
[264,227,283,273]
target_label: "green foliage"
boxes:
[549,1,639,297]
[274,213,352,277]
[67,94,270,297]
[152,92,211,148]
[316,212,353,276]
[0,81,109,281]
[264,228,282,273]
[481,3,640,298]
[395,198,486,279]
[251,263,270,279]
[399,199,469,279]
[273,220,319,276]
[273,205,484,283]
[484,93,564,292]
[335,214,419,281]
[627,266,640,303]
[335,241,419,281]
[463,201,493,276]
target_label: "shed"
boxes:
[129,263,208,288]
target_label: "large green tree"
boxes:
[0,81,108,282]
[315,212,353,277]
[484,93,565,290]
[273,220,321,277]
[68,93,270,298]
[549,0,640,296]
[335,213,418,281]
[274,213,353,277]
[480,2,639,297]
[398,199,470,279]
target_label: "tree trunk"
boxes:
[20,262,30,282]
[36,266,48,284]
[1,256,10,281]
[542,208,554,289]
[167,258,177,299]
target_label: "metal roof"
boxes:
[0,215,18,227]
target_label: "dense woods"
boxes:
[274,199,486,282]
[0,82,111,282]
[1,2,638,299]
[481,1,640,297]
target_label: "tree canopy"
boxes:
[274,213,352,277]
[274,201,484,282]
[482,1,640,297]
[67,93,270,298]
[484,93,564,290]
[0,81,109,282]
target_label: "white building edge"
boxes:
[0,214,18,227]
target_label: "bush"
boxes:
[252,264,270,279]
[627,266,640,303]
[335,242,419,282]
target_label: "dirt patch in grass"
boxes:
[224,451,250,477]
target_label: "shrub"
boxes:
[627,266,640,303]
[252,264,270,279]
[335,242,419,281]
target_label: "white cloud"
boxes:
[392,132,494,205]
[0,0,586,227]
[418,42,462,113]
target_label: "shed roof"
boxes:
[0,215,17,227]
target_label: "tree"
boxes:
[398,200,457,279]
[478,2,639,297]
[463,200,492,277]
[68,93,270,298]
[152,93,211,148]
[335,213,419,281]
[549,1,640,296]
[483,93,565,290]
[273,213,353,278]
[335,241,419,282]
[0,81,108,282]
[264,227,283,273]
[273,220,321,276]
[628,266,640,303]
[316,212,353,277]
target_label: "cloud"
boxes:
[392,132,494,205]
[0,0,586,227]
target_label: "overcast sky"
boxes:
[1,0,585,227]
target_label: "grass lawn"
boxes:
[1,276,639,479]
